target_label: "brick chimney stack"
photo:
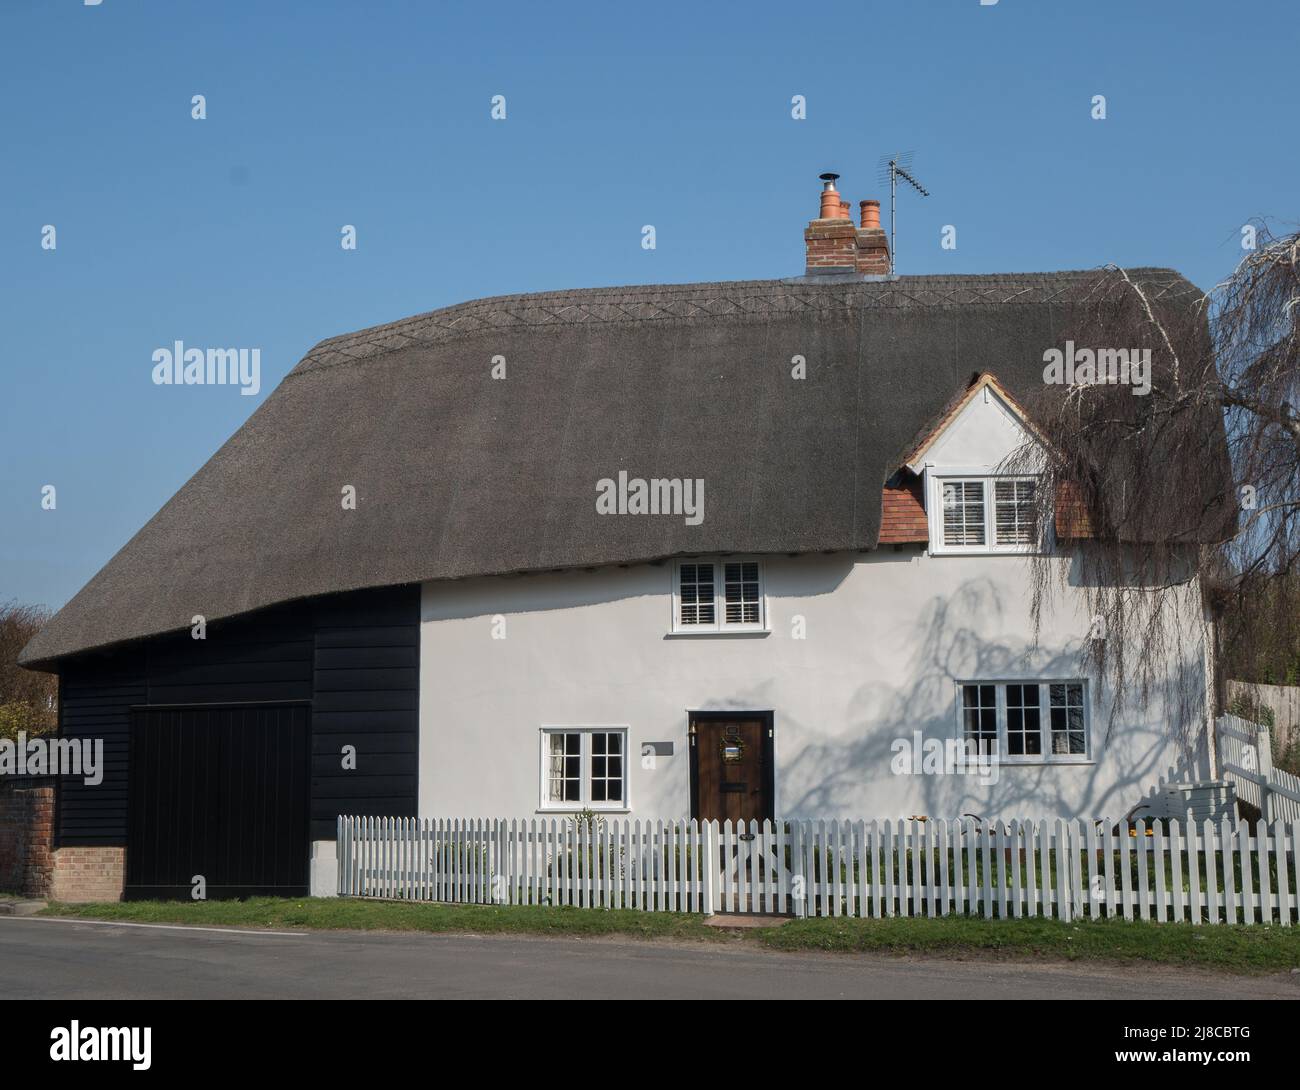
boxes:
[855,199,890,276]
[803,173,891,277]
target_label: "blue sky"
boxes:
[2,0,1297,613]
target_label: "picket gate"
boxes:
[337,815,1298,925]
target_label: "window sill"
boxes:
[535,807,631,816]
[996,759,1095,767]
[930,547,1038,557]
[665,629,771,639]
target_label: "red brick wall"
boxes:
[0,784,54,897]
[804,219,858,270]
[1,783,127,901]
[804,219,892,274]
[853,227,890,276]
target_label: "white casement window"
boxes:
[957,681,1090,763]
[677,562,716,626]
[540,727,628,809]
[942,480,987,546]
[961,683,999,756]
[993,479,1036,545]
[672,559,765,633]
[1047,681,1088,756]
[930,475,1040,554]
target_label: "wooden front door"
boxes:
[690,713,774,824]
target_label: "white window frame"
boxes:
[927,469,1044,555]
[954,680,1092,764]
[538,726,630,811]
[670,558,767,634]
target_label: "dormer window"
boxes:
[930,475,1039,554]
[941,480,987,546]
[899,373,1050,556]
[993,479,1037,545]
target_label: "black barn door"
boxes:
[127,704,310,899]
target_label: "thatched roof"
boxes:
[21,269,1215,667]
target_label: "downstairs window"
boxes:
[540,728,628,809]
[958,681,1089,762]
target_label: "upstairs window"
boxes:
[723,561,762,625]
[932,476,1040,554]
[994,479,1036,545]
[942,481,987,546]
[678,562,716,626]
[673,559,766,633]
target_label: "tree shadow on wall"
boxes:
[780,576,1205,821]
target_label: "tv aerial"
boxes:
[876,152,931,275]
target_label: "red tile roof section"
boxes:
[878,474,929,545]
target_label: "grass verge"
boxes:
[42,898,718,942]
[762,914,1300,973]
[41,899,1300,974]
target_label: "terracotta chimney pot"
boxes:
[817,172,842,219]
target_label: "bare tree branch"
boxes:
[1008,224,1300,738]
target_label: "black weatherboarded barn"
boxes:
[57,586,417,898]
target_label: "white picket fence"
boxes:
[337,814,1299,925]
[1218,714,1300,823]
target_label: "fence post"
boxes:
[1257,728,1274,824]
[337,815,345,896]
[701,820,717,916]
[1055,819,1072,923]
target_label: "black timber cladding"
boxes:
[309,587,419,841]
[127,704,311,899]
[55,585,419,846]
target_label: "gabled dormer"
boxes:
[880,373,1056,555]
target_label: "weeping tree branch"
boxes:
[1008,224,1300,747]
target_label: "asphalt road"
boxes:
[1,916,1297,1000]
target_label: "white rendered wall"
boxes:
[418,551,1207,822]
[919,381,1032,471]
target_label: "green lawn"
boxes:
[42,898,1300,974]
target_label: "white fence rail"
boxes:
[1218,714,1300,824]
[338,814,1298,925]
